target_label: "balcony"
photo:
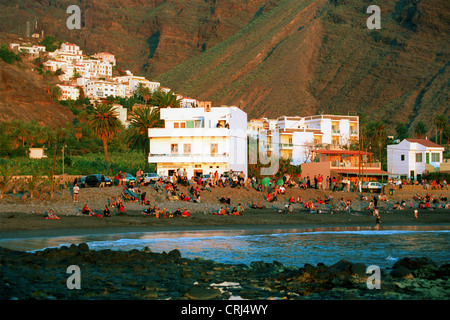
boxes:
[148,153,229,164]
[332,129,341,135]
[330,161,381,170]
[148,127,230,138]
[279,143,294,149]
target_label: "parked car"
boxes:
[84,174,112,188]
[142,172,160,185]
[125,173,136,184]
[362,181,383,193]
[77,176,87,188]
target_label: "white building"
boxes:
[112,104,129,128]
[84,80,126,99]
[57,84,80,100]
[93,52,116,66]
[78,59,112,78]
[113,75,160,95]
[387,139,444,180]
[148,105,248,178]
[250,114,359,166]
[303,114,359,147]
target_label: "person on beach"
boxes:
[73,183,79,202]
[414,209,419,219]
[182,209,189,217]
[44,209,60,220]
[375,212,381,230]
[103,205,111,217]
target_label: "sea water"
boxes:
[1,226,449,269]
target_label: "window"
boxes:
[431,153,440,163]
[174,122,179,128]
[171,144,178,154]
[183,144,191,154]
[415,153,422,163]
[211,143,218,156]
[180,122,186,128]
[401,154,405,161]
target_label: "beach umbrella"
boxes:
[277,179,284,186]
[261,177,271,187]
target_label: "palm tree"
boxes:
[150,89,181,108]
[43,168,61,199]
[88,103,123,169]
[125,107,163,166]
[434,115,447,145]
[25,172,42,199]
[414,121,427,139]
[0,165,18,199]
[137,84,152,106]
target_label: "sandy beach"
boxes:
[1,182,449,238]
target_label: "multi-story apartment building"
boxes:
[84,80,126,99]
[249,114,359,165]
[56,84,80,100]
[148,105,248,178]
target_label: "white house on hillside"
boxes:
[148,105,248,178]
[387,139,444,180]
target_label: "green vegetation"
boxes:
[39,36,63,52]
[0,44,21,64]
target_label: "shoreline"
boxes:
[1,183,449,241]
[1,220,450,241]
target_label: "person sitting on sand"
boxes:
[82,205,92,215]
[173,208,182,217]
[182,209,189,217]
[44,209,60,220]
[237,203,244,214]
[251,201,257,209]
[103,205,111,217]
[289,196,296,204]
[117,202,126,214]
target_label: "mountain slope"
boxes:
[156,0,449,131]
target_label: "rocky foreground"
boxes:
[1,244,449,300]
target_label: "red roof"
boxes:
[405,139,443,148]
[332,168,390,175]
[313,149,373,155]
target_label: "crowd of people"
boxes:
[53,168,450,222]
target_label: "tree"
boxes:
[43,168,61,199]
[24,172,42,199]
[395,122,409,140]
[414,121,427,139]
[51,85,62,101]
[125,107,163,167]
[88,104,123,169]
[0,165,18,198]
[434,115,447,145]
[150,89,181,108]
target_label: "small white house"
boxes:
[29,148,47,159]
[387,139,444,180]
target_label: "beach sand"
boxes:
[1,183,449,238]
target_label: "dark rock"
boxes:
[77,243,90,252]
[351,263,367,276]
[168,249,182,259]
[393,257,437,270]
[185,286,221,300]
[390,265,414,278]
